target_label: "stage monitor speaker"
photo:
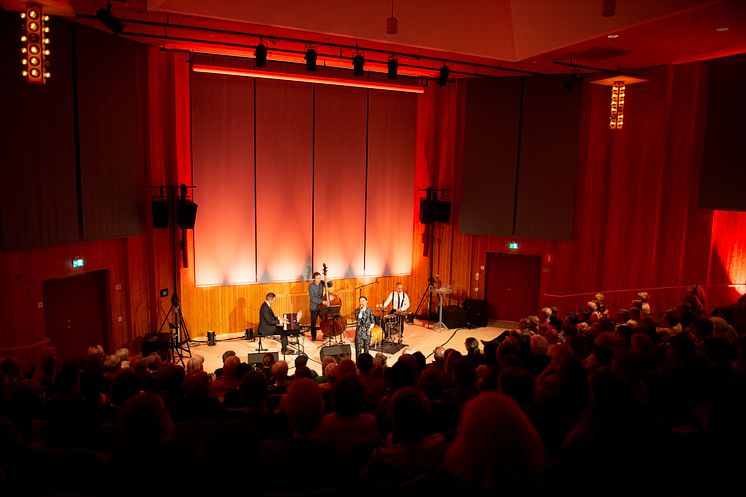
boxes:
[462,298,488,328]
[177,199,198,229]
[319,344,353,362]
[142,332,171,360]
[151,199,169,228]
[442,306,468,329]
[248,351,278,368]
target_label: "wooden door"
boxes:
[485,253,541,322]
[42,270,109,360]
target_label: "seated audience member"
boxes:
[186,354,204,373]
[321,374,379,447]
[442,392,545,496]
[363,387,447,490]
[316,355,338,383]
[268,360,290,394]
[464,337,485,365]
[373,352,388,369]
[261,379,351,492]
[213,350,236,378]
[526,334,551,377]
[293,355,318,379]
[498,365,535,409]
[209,355,241,400]
[170,370,223,422]
[260,353,276,380]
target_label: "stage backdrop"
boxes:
[191,72,416,285]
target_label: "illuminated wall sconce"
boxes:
[21,4,50,84]
[591,75,648,130]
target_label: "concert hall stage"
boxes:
[187,321,511,374]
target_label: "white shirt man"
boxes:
[383,283,410,313]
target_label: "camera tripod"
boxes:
[158,292,192,365]
[413,276,436,322]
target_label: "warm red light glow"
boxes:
[712,210,746,296]
[192,64,425,94]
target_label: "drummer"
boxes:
[379,282,410,343]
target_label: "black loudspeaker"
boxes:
[434,201,451,222]
[462,298,488,328]
[177,199,198,229]
[442,306,468,329]
[151,199,169,228]
[419,198,435,224]
[142,332,171,360]
[248,351,278,367]
[319,344,353,362]
[419,199,451,224]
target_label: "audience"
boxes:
[0,286,743,497]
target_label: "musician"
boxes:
[259,292,289,353]
[355,296,375,357]
[380,282,410,343]
[308,271,330,341]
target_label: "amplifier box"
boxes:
[442,306,468,329]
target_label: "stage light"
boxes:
[96,4,124,34]
[609,80,625,129]
[438,64,450,86]
[387,57,398,80]
[352,53,364,76]
[21,4,50,84]
[255,43,267,68]
[305,48,317,71]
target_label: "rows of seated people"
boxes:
[1,288,746,497]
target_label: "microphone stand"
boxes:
[355,280,378,300]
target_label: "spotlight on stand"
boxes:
[387,57,398,80]
[438,64,450,86]
[255,42,267,68]
[305,48,317,72]
[96,4,124,34]
[352,53,364,76]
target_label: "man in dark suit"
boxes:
[259,292,288,353]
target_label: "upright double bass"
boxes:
[319,263,346,337]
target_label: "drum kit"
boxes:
[372,310,404,346]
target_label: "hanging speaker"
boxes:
[434,201,451,223]
[419,198,435,224]
[151,199,169,228]
[177,199,198,229]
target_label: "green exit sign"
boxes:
[508,242,519,250]
[72,258,85,268]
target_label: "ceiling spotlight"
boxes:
[438,64,450,86]
[607,34,619,39]
[305,48,317,72]
[96,5,124,34]
[352,53,364,76]
[387,57,398,80]
[255,43,267,68]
